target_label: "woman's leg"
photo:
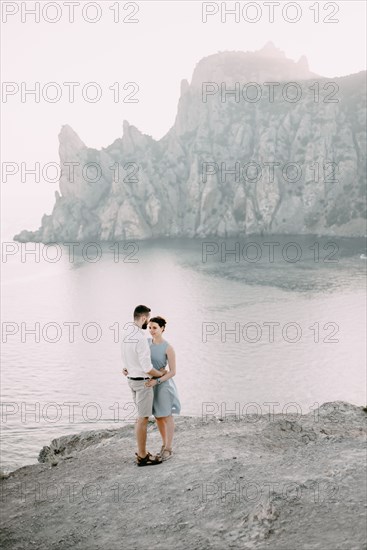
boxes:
[155,416,167,447]
[164,415,175,451]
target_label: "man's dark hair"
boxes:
[133,305,151,319]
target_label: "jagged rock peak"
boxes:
[122,119,130,135]
[297,55,309,72]
[59,124,86,150]
[256,41,286,58]
[121,119,152,153]
[122,119,146,139]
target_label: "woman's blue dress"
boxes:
[148,338,181,417]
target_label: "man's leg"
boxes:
[131,380,154,458]
[136,416,149,458]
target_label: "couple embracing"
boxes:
[121,305,181,466]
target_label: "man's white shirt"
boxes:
[121,322,153,378]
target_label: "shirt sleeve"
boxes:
[120,339,126,369]
[136,336,153,374]
[120,327,130,369]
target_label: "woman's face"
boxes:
[148,322,164,337]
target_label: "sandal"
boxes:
[135,452,162,466]
[159,444,165,457]
[161,448,173,461]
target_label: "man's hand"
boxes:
[122,368,128,376]
[145,379,157,388]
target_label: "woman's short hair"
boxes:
[149,316,167,331]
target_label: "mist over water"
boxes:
[1,236,366,473]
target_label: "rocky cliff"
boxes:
[1,401,366,549]
[14,44,366,242]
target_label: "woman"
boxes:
[144,316,181,461]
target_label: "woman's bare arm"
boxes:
[145,345,176,386]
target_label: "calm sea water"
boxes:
[1,236,366,473]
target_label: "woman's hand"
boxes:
[122,368,128,376]
[144,379,157,387]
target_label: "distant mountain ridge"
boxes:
[14,45,366,242]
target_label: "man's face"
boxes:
[141,315,150,330]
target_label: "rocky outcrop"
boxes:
[1,401,366,549]
[14,44,366,242]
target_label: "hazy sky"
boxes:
[1,0,366,237]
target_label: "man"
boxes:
[121,305,165,466]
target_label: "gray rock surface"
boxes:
[1,401,366,549]
[14,45,366,243]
